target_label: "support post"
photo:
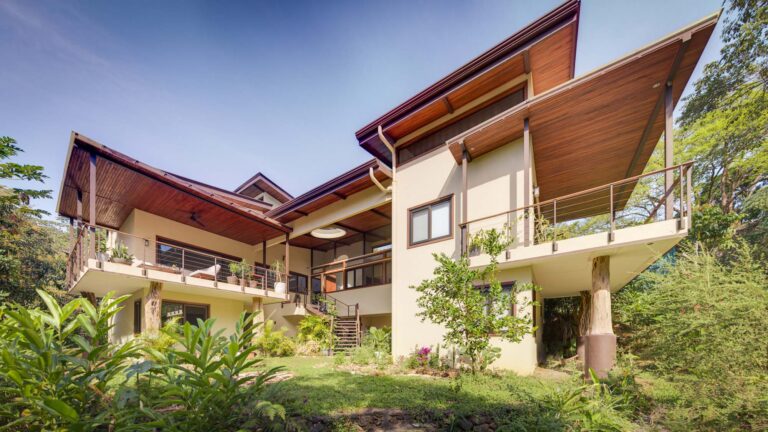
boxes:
[249,297,263,334]
[262,241,267,267]
[461,142,469,254]
[284,234,290,288]
[89,152,97,259]
[523,118,531,246]
[664,84,674,220]
[144,282,162,335]
[81,291,97,306]
[584,256,616,378]
[576,290,591,360]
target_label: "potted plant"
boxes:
[95,230,109,261]
[110,241,133,265]
[227,259,249,285]
[271,260,286,294]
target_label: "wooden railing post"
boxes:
[552,200,558,252]
[608,184,615,242]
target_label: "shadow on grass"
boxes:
[269,365,575,430]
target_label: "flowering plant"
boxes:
[417,346,431,367]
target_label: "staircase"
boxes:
[332,316,360,352]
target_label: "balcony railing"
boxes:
[66,223,283,292]
[460,162,693,256]
[311,249,392,292]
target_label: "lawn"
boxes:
[260,356,633,430]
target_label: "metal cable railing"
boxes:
[460,162,693,256]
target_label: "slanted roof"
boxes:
[57,133,291,244]
[355,0,580,164]
[235,172,293,204]
[267,159,391,223]
[447,13,719,204]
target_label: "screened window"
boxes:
[161,301,209,326]
[478,281,517,318]
[409,196,453,246]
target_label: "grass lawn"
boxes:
[263,356,571,418]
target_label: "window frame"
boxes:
[407,195,454,247]
[161,300,210,326]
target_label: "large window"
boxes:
[409,195,453,246]
[161,301,209,325]
[478,281,517,318]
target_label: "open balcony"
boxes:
[460,163,693,297]
[66,224,289,303]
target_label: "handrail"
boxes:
[65,222,283,291]
[460,162,693,228]
[311,249,392,273]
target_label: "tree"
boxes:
[0,136,70,306]
[411,227,537,372]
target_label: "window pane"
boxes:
[185,305,208,324]
[430,200,450,238]
[411,208,429,243]
[162,302,183,324]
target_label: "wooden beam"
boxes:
[664,84,674,220]
[293,209,309,217]
[284,234,290,285]
[370,208,391,220]
[522,49,531,74]
[76,189,83,223]
[461,142,469,254]
[332,191,348,200]
[624,38,690,179]
[442,97,454,114]
[88,152,97,258]
[262,241,267,266]
[523,118,531,246]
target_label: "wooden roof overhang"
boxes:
[289,203,392,251]
[235,172,293,204]
[355,0,580,164]
[57,133,292,244]
[447,14,718,214]
[267,159,391,224]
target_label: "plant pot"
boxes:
[111,257,131,265]
[248,280,259,288]
[274,281,287,294]
[226,275,239,285]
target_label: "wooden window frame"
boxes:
[407,195,454,248]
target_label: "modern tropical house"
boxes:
[58,0,718,376]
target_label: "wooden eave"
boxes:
[447,13,719,204]
[235,172,293,203]
[355,0,580,164]
[289,203,392,250]
[57,133,291,244]
[267,159,391,223]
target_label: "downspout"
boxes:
[377,125,397,362]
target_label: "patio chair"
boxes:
[189,264,220,281]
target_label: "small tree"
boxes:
[412,227,538,372]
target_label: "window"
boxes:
[288,273,308,294]
[161,301,209,325]
[478,281,517,318]
[409,196,453,246]
[133,300,142,334]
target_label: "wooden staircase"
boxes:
[332,316,360,352]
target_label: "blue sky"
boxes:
[0,0,722,216]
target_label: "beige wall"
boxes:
[392,138,539,374]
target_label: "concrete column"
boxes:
[144,281,162,334]
[584,256,616,378]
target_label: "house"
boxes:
[57,0,718,376]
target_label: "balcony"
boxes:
[66,224,289,303]
[460,163,693,296]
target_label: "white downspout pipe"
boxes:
[377,124,398,362]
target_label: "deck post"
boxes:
[523,118,531,246]
[664,84,674,220]
[284,234,290,288]
[584,256,615,378]
[144,281,163,335]
[461,141,469,254]
[89,152,97,259]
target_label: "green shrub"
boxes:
[333,351,347,366]
[362,325,391,354]
[0,290,142,429]
[296,340,323,356]
[297,314,331,348]
[144,313,285,431]
[138,317,180,357]
[615,247,768,430]
[253,319,296,357]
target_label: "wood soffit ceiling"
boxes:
[355,0,581,163]
[57,133,291,244]
[289,203,392,251]
[447,14,718,203]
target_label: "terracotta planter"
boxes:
[248,280,259,288]
[111,257,131,265]
[226,276,239,285]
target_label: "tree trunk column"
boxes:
[144,282,162,334]
[576,290,591,361]
[584,256,616,378]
